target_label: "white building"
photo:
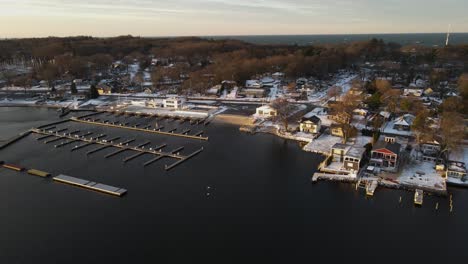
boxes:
[246,80,263,89]
[256,105,277,118]
[163,97,184,109]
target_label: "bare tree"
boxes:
[327,85,342,101]
[438,112,464,161]
[271,98,294,131]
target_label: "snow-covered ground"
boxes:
[128,63,140,82]
[398,161,446,191]
[307,72,358,105]
[268,84,279,101]
[0,98,39,105]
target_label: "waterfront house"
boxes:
[255,105,277,118]
[446,161,467,181]
[370,141,401,172]
[325,143,366,173]
[163,97,184,109]
[299,115,321,134]
[344,146,366,172]
[331,143,350,163]
[420,141,441,162]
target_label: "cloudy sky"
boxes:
[0,0,467,37]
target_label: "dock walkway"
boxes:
[53,174,127,197]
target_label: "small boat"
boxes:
[414,189,423,206]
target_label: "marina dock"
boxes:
[0,131,32,150]
[31,129,204,170]
[53,174,127,197]
[70,117,209,141]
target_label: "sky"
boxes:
[0,0,467,38]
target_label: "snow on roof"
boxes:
[261,77,275,84]
[379,111,391,119]
[345,146,366,159]
[301,115,321,124]
[256,105,275,111]
[394,114,415,126]
[303,134,342,155]
[246,80,262,87]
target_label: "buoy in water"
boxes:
[435,202,439,210]
[399,196,402,203]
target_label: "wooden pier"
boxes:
[0,131,32,150]
[31,129,204,170]
[366,180,378,196]
[165,147,204,171]
[53,174,127,197]
[70,117,209,141]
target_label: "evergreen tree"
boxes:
[70,82,78,94]
[88,84,99,99]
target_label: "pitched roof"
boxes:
[301,115,321,124]
[372,141,401,155]
[394,114,415,127]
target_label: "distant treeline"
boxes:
[1,35,467,89]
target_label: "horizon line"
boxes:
[2,32,468,40]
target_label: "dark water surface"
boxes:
[0,107,467,263]
[208,33,468,46]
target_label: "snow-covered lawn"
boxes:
[0,98,39,105]
[398,161,446,191]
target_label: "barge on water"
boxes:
[53,174,127,197]
[27,169,51,177]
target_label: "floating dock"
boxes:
[0,131,32,150]
[27,169,51,177]
[53,174,127,197]
[2,163,24,171]
[414,189,423,206]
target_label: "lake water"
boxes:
[0,107,467,263]
[208,33,468,46]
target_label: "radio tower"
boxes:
[445,24,451,46]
